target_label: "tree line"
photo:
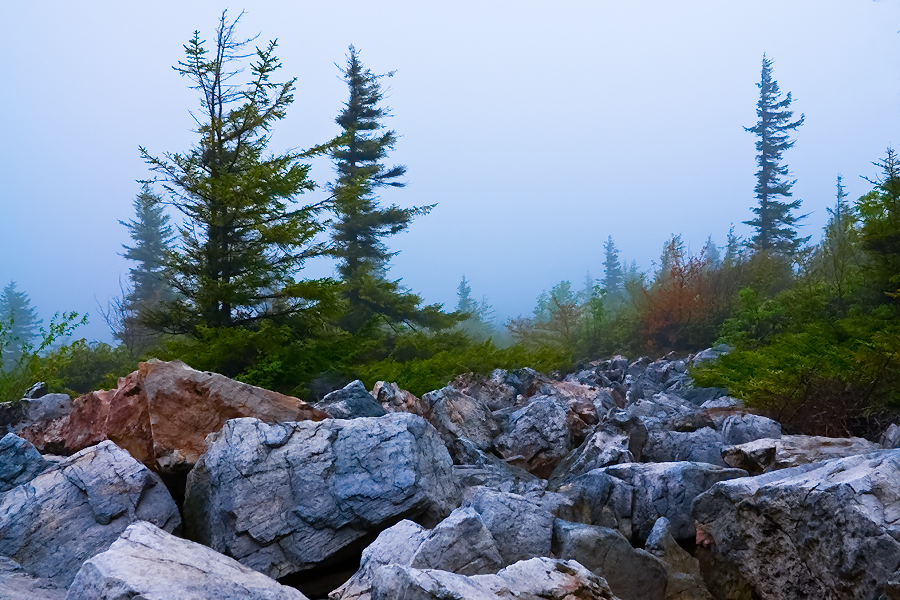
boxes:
[1,16,898,440]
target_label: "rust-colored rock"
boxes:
[14,360,329,474]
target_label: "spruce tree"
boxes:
[703,235,721,268]
[602,236,624,299]
[117,184,175,352]
[140,12,327,332]
[744,55,807,256]
[0,281,40,370]
[456,275,475,315]
[330,46,450,333]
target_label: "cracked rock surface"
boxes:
[67,521,308,600]
[183,413,460,580]
[693,449,900,599]
[0,440,180,587]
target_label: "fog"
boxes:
[1,1,899,341]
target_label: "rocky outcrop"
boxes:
[693,449,900,599]
[3,360,329,473]
[461,487,570,566]
[0,440,180,586]
[0,433,51,492]
[721,434,882,475]
[451,437,546,494]
[493,396,571,478]
[183,413,460,580]
[318,380,387,419]
[557,462,747,542]
[552,520,668,600]
[67,521,308,600]
[332,508,503,600]
[370,557,622,600]
[420,386,500,461]
[645,517,714,600]
[0,557,65,600]
[548,426,633,488]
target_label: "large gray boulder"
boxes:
[721,434,882,475]
[642,427,728,466]
[0,440,180,587]
[66,521,308,600]
[557,462,746,542]
[0,557,65,600]
[493,396,571,478]
[0,433,51,492]
[370,557,622,600]
[183,413,460,580]
[552,520,667,600]
[332,508,503,600]
[461,487,564,565]
[317,380,387,419]
[693,449,900,600]
[548,426,634,488]
[720,414,782,446]
[451,437,546,494]
[645,517,714,600]
[420,386,500,460]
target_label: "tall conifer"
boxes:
[744,55,807,256]
[0,281,40,369]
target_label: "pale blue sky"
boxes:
[1,1,899,341]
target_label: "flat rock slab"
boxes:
[0,440,180,587]
[721,434,882,475]
[370,557,622,600]
[184,413,460,580]
[0,557,65,600]
[67,521,309,600]
[694,449,900,599]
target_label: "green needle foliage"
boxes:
[744,54,808,257]
[140,11,331,333]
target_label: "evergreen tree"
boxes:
[117,184,175,352]
[330,46,450,333]
[723,224,742,267]
[820,174,861,315]
[857,148,900,301]
[140,12,327,333]
[703,235,721,268]
[456,275,475,314]
[744,55,807,256]
[602,236,624,299]
[0,281,41,370]
[576,271,597,305]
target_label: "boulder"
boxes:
[332,508,503,600]
[493,396,571,478]
[420,386,500,461]
[693,449,900,600]
[720,413,782,446]
[557,462,747,543]
[317,380,387,419]
[882,423,900,449]
[461,487,562,565]
[370,557,622,600]
[645,518,714,600]
[451,437,546,494]
[0,394,72,453]
[0,557,65,600]
[67,521,308,600]
[552,519,667,600]
[4,361,329,474]
[721,434,882,475]
[0,440,180,586]
[642,427,728,466]
[548,427,634,488]
[371,382,429,418]
[183,413,460,580]
[449,370,518,412]
[0,433,51,492]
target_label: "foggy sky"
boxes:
[2,1,899,342]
